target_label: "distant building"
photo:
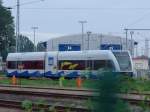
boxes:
[133,56,149,70]
[46,34,134,53]
[133,56,149,77]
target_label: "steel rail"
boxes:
[0,85,96,100]
[0,89,93,100]
[0,99,89,112]
[0,84,97,92]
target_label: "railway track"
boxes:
[118,92,150,107]
[0,99,89,112]
[0,85,94,112]
[1,84,150,111]
[0,84,96,92]
[0,84,95,100]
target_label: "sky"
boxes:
[3,0,150,55]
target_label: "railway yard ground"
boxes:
[0,73,150,92]
[0,77,98,89]
[1,73,150,112]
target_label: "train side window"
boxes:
[93,60,114,70]
[7,61,17,69]
[22,61,44,69]
[94,60,106,70]
[35,61,44,69]
[59,60,85,70]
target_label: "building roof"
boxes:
[47,33,123,40]
[133,56,149,60]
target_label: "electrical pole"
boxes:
[120,37,122,50]
[31,27,38,52]
[135,44,138,57]
[16,0,20,52]
[130,31,134,56]
[145,38,149,57]
[87,31,92,50]
[99,34,103,50]
[124,29,128,50]
[124,28,150,57]
[79,21,87,50]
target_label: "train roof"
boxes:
[7,52,46,61]
[7,50,130,61]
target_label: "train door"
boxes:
[16,56,22,76]
[45,52,58,77]
[85,58,94,78]
[86,60,94,70]
[17,53,25,77]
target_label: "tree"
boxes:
[0,0,15,61]
[18,35,34,52]
[37,41,46,52]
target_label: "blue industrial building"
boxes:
[46,34,134,53]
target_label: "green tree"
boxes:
[18,35,34,52]
[37,41,46,52]
[0,0,15,61]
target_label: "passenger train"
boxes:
[6,50,134,78]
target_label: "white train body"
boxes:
[6,50,133,78]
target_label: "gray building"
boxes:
[46,33,134,54]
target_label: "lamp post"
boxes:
[31,27,38,52]
[130,31,134,56]
[79,20,87,50]
[16,0,20,52]
[98,34,103,50]
[87,31,92,50]
[124,29,128,50]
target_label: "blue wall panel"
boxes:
[100,44,122,50]
[59,44,81,51]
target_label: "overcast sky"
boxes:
[3,0,150,54]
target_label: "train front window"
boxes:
[113,52,132,71]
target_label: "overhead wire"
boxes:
[11,0,44,8]
[127,11,150,27]
[8,0,150,32]
[15,7,150,10]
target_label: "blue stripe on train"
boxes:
[6,71,98,79]
[65,71,79,78]
[44,71,64,78]
[6,71,17,77]
[7,71,43,78]
[29,71,43,77]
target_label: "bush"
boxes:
[22,100,33,112]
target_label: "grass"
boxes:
[120,78,150,93]
[0,75,99,89]
[1,72,150,92]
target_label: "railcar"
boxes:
[6,50,134,78]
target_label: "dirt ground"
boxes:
[0,107,23,112]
